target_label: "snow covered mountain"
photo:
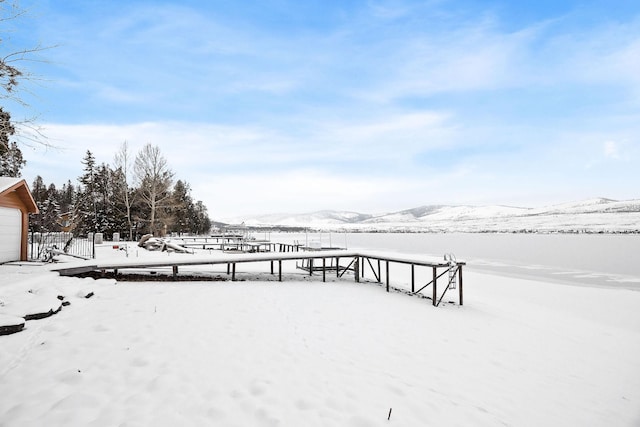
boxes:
[222,198,640,233]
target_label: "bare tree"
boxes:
[1,0,54,148]
[113,141,136,239]
[134,143,174,236]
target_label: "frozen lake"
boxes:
[269,232,640,290]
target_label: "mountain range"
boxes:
[222,198,640,233]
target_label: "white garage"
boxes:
[0,206,21,263]
[0,178,39,264]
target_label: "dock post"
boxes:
[354,257,360,283]
[232,263,236,281]
[386,261,390,292]
[432,266,437,306]
[322,258,326,282]
[458,265,463,306]
[279,260,282,282]
[227,263,230,275]
[270,260,274,275]
[411,264,415,293]
[336,257,340,277]
[309,259,313,276]
[172,265,178,280]
[377,260,381,284]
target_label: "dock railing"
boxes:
[52,249,465,306]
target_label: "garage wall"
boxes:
[0,206,22,263]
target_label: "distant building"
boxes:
[0,177,39,263]
[56,211,75,233]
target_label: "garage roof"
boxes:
[0,177,39,213]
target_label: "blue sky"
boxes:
[4,0,640,218]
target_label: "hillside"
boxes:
[222,198,640,233]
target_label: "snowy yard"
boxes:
[1,243,639,426]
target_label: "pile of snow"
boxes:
[138,234,193,253]
[0,266,105,336]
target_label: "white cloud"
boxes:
[27,110,456,176]
[17,2,640,215]
[603,141,620,159]
[20,117,465,217]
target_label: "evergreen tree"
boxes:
[170,180,194,235]
[0,108,25,176]
[94,162,113,234]
[0,141,25,177]
[28,175,46,232]
[58,180,75,213]
[75,150,98,234]
[192,200,212,235]
[40,191,60,232]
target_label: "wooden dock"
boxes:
[52,250,465,306]
[177,236,302,253]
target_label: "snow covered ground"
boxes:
[1,241,639,426]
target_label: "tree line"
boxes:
[29,142,212,239]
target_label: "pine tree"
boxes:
[170,180,194,235]
[75,150,98,235]
[0,108,25,176]
[28,175,46,232]
[41,192,60,232]
[192,200,212,235]
[58,180,75,214]
[94,163,110,233]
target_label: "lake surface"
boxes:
[269,232,640,290]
